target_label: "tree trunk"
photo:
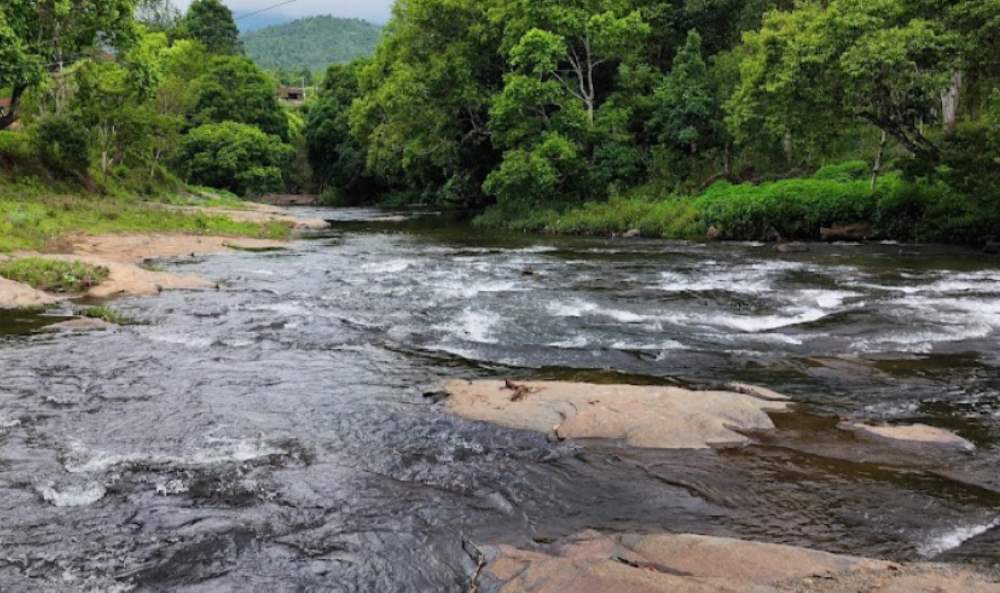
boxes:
[870,130,887,193]
[941,71,962,133]
[0,85,26,131]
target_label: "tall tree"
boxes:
[0,0,137,130]
[350,0,502,205]
[135,0,181,32]
[496,0,650,126]
[650,29,719,154]
[727,0,959,160]
[182,0,242,55]
[190,56,288,139]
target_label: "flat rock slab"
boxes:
[485,531,1000,593]
[167,204,330,231]
[0,277,59,309]
[841,422,975,451]
[69,233,288,264]
[41,317,116,333]
[442,380,789,449]
[29,254,212,298]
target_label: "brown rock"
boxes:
[775,242,810,253]
[42,317,116,333]
[0,277,59,310]
[820,223,872,242]
[840,422,975,451]
[442,380,789,449]
[486,531,1000,593]
[23,254,211,298]
[68,233,288,264]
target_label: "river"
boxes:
[1,208,999,591]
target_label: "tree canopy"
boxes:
[181,0,242,55]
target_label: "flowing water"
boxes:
[2,208,1000,592]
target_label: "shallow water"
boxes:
[2,209,1000,591]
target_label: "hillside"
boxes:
[241,16,381,73]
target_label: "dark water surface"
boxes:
[2,209,1000,591]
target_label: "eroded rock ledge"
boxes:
[442,380,789,449]
[482,530,1000,593]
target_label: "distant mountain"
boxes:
[236,13,292,34]
[241,16,381,73]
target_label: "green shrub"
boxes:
[695,176,885,240]
[174,122,294,196]
[0,131,32,161]
[0,258,109,293]
[79,305,130,324]
[813,160,870,181]
[30,115,91,178]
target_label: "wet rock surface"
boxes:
[0,276,59,309]
[443,380,789,448]
[482,531,1000,593]
[841,422,975,451]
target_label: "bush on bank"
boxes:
[477,163,1000,246]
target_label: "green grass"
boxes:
[474,190,704,239]
[78,305,131,324]
[0,258,109,293]
[152,186,254,210]
[0,178,292,253]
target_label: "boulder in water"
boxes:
[820,222,872,241]
[441,380,789,449]
[840,422,975,451]
[775,241,810,253]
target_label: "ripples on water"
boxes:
[1,208,1000,591]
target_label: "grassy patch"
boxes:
[0,258,109,293]
[78,305,131,324]
[477,166,997,244]
[0,179,292,253]
[153,186,254,210]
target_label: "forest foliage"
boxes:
[0,0,297,197]
[1,0,999,245]
[304,0,1000,243]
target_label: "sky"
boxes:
[173,0,395,26]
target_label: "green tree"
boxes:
[350,0,502,205]
[135,0,181,32]
[0,0,137,130]
[174,121,293,195]
[181,0,241,55]
[190,55,289,139]
[650,29,718,154]
[727,0,959,161]
[496,0,650,126]
[306,63,382,201]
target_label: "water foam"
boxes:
[918,518,999,557]
[37,482,107,507]
[64,438,286,473]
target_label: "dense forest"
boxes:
[242,16,383,74]
[304,0,1000,244]
[1,0,999,245]
[0,0,312,198]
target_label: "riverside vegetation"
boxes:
[2,0,999,251]
[302,0,1000,246]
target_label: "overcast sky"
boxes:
[173,0,395,25]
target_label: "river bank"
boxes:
[475,169,1000,248]
[0,186,329,315]
[1,209,999,591]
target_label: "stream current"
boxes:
[2,208,1000,591]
